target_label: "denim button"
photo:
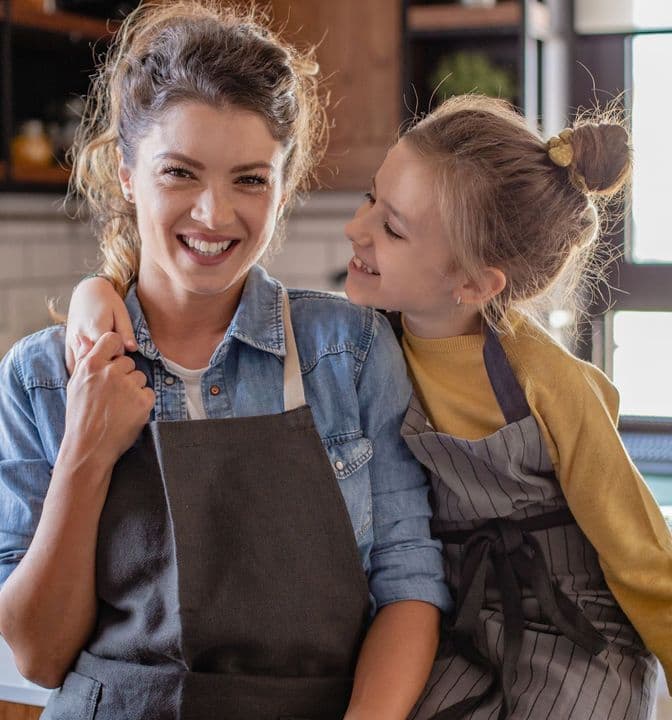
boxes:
[210,385,221,396]
[164,376,175,385]
[334,460,345,471]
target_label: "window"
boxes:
[598,29,672,419]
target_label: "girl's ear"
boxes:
[455,267,507,305]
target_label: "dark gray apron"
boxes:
[43,291,370,720]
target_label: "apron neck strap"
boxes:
[282,289,306,411]
[482,325,531,424]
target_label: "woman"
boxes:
[0,3,450,719]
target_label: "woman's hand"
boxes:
[65,276,137,375]
[0,333,154,688]
[62,332,155,474]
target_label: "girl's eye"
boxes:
[364,191,375,205]
[162,165,194,179]
[383,222,404,240]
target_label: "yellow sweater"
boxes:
[402,313,672,692]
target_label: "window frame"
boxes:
[573,32,672,385]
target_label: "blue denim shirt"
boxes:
[0,265,451,615]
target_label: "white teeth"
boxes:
[182,236,233,256]
[352,255,378,275]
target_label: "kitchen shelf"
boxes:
[0,5,116,40]
[407,1,549,40]
[10,164,70,184]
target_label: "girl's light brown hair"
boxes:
[68,0,327,296]
[403,95,631,332]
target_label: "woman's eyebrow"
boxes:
[153,151,205,169]
[152,153,274,174]
[231,162,274,173]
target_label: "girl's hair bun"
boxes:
[571,123,631,196]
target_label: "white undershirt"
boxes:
[163,357,208,420]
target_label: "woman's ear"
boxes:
[117,150,134,203]
[456,267,507,305]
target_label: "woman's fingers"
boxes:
[82,332,126,366]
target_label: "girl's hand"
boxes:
[65,276,137,375]
[61,332,155,473]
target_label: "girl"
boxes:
[66,95,672,719]
[0,3,449,719]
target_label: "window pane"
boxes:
[613,311,672,415]
[631,34,672,263]
[634,0,672,30]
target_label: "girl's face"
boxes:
[344,140,464,332]
[119,101,286,304]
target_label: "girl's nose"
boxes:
[345,207,372,248]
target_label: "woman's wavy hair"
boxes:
[68,0,327,296]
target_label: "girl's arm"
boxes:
[0,333,154,688]
[65,276,137,374]
[345,600,439,720]
[518,338,672,695]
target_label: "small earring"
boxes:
[122,189,133,203]
[456,295,463,306]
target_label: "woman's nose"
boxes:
[191,188,236,229]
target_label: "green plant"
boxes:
[430,51,516,102]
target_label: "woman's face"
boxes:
[344,140,460,326]
[119,101,286,302]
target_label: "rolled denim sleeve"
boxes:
[0,342,53,587]
[357,312,452,614]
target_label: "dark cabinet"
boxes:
[0,0,116,191]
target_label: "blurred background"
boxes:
[0,0,671,717]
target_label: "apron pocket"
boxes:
[42,670,101,720]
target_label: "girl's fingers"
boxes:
[113,308,138,352]
[75,335,94,361]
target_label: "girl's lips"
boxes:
[349,255,380,276]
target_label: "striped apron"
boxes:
[402,326,657,720]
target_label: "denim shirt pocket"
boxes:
[324,437,373,541]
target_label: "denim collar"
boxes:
[126,264,287,365]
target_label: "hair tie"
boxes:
[547,128,589,193]
[547,128,574,167]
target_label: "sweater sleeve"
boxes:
[518,344,672,694]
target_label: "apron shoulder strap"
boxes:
[382,311,403,346]
[482,325,531,424]
[282,289,307,411]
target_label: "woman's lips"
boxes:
[177,234,240,266]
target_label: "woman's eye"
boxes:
[237,175,268,186]
[364,191,375,205]
[383,222,404,240]
[162,165,193,179]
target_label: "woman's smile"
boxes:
[177,232,240,265]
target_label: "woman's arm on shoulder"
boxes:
[65,276,136,374]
